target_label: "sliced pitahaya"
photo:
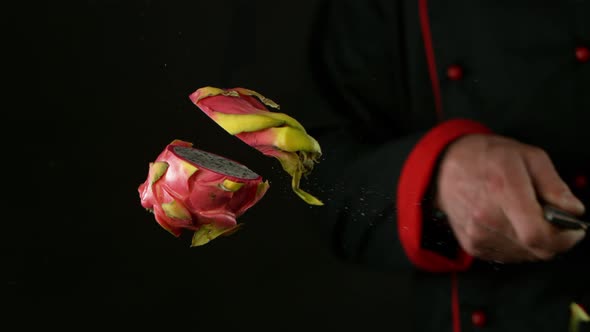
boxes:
[189,86,323,206]
[138,139,269,246]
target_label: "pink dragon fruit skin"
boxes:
[138,139,269,246]
[189,86,323,206]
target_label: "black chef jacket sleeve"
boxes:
[305,0,492,272]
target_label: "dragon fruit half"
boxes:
[138,139,269,246]
[189,86,323,206]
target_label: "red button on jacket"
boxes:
[573,174,588,189]
[575,46,590,63]
[446,65,464,80]
[471,310,487,328]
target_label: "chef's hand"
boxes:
[434,134,586,263]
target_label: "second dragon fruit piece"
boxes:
[189,86,323,206]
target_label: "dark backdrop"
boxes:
[5,1,412,330]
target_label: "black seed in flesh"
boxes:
[173,146,260,180]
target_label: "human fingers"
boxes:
[522,145,585,215]
[452,219,538,263]
[493,152,584,259]
[448,201,539,263]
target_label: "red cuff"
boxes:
[396,119,493,273]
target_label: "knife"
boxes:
[543,204,589,230]
[433,203,589,230]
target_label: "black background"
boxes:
[5,1,412,330]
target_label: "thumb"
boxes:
[523,147,585,215]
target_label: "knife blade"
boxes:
[543,204,589,230]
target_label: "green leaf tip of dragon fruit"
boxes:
[149,161,169,184]
[570,302,590,332]
[189,86,324,206]
[191,223,243,247]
